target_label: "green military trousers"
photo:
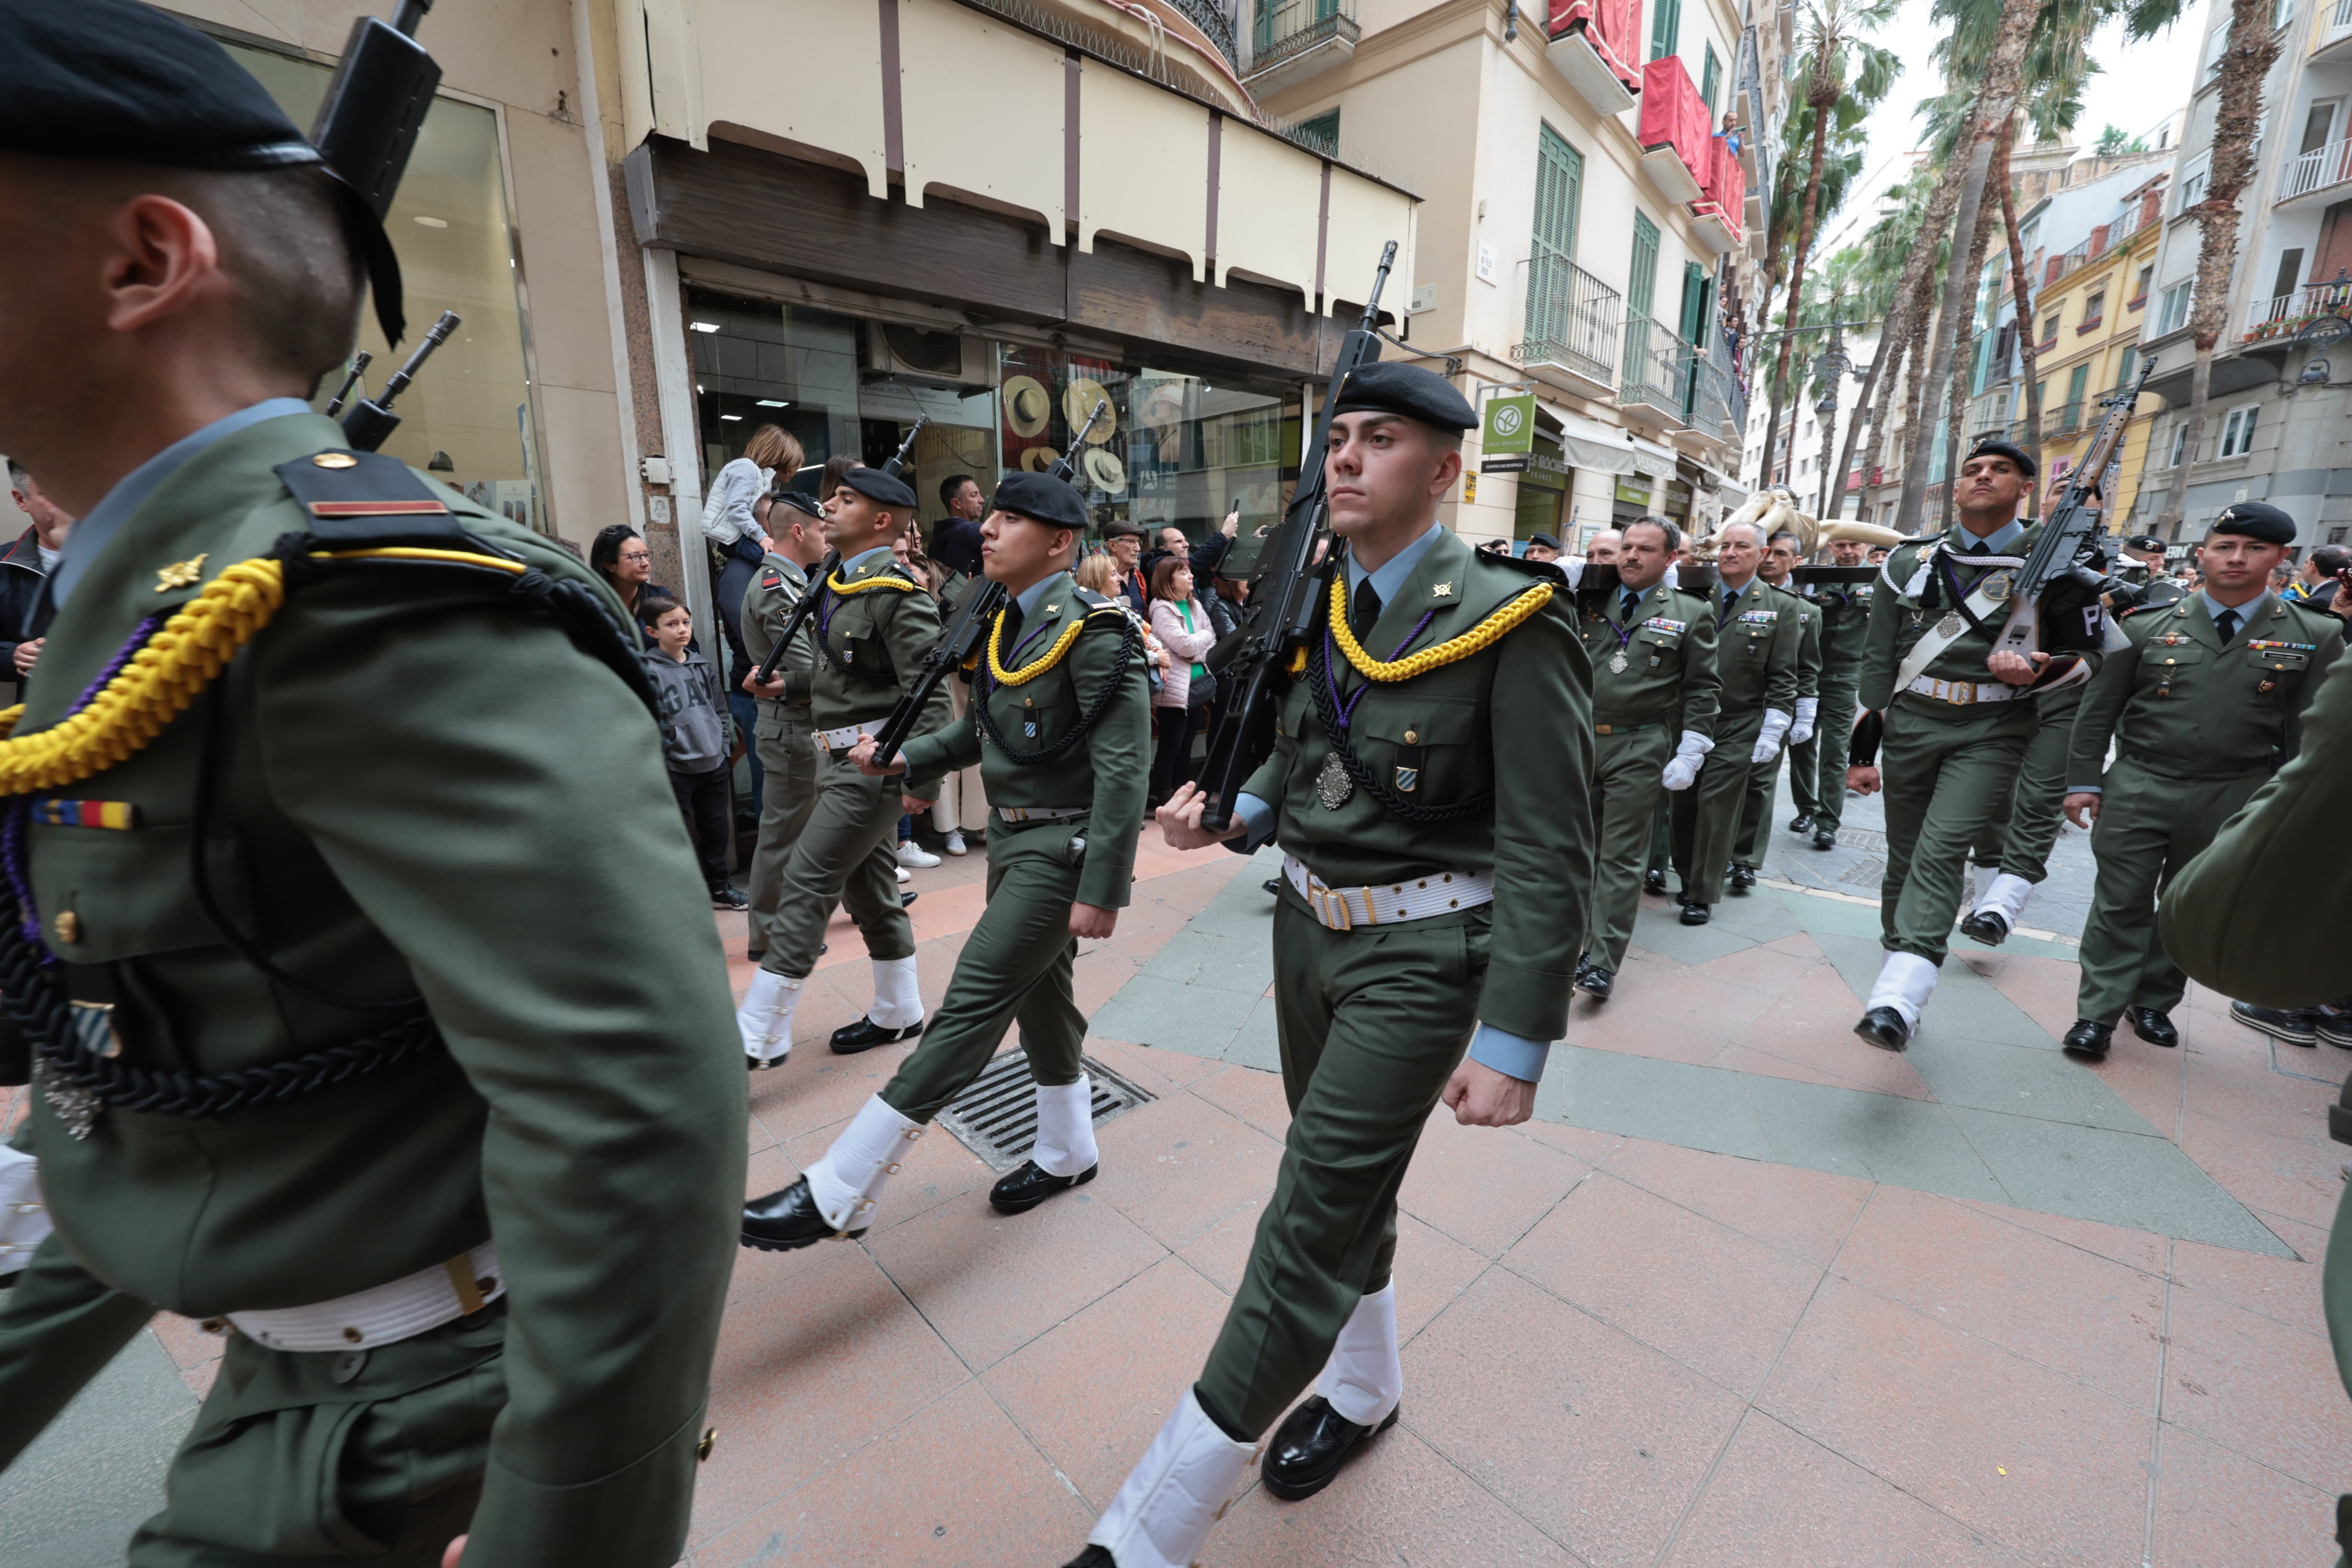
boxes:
[1,1244,517,1568]
[1877,700,2034,966]
[746,712,820,954]
[1670,708,1765,907]
[2075,758,2265,1022]
[1731,741,1786,871]
[1195,897,1485,1438]
[1968,687,2079,886]
[1790,674,1861,831]
[759,755,917,980]
[1584,725,1672,971]
[878,820,1088,1122]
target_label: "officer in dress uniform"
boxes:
[1785,537,1873,849]
[0,9,743,1564]
[1668,519,1800,924]
[1848,440,2083,1050]
[1573,515,1719,1000]
[738,489,825,963]
[2122,533,2188,607]
[2056,502,2342,1057]
[734,465,957,1065]
[1729,529,1821,889]
[738,472,1148,1248]
[1069,362,1591,1568]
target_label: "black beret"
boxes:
[2123,534,2167,553]
[770,488,824,521]
[1526,533,1562,551]
[1962,439,2038,480]
[990,471,1086,532]
[839,466,917,509]
[2211,500,2296,544]
[1330,360,1477,432]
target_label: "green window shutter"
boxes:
[1628,212,1659,317]
[1678,260,1708,346]
[1701,45,1720,112]
[2065,362,2089,408]
[2115,345,2137,389]
[1294,109,1339,158]
[1525,125,1585,351]
[1650,0,1681,62]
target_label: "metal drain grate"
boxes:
[934,1052,1155,1173]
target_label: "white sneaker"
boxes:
[897,840,941,869]
[895,865,912,885]
[944,831,968,856]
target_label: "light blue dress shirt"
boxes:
[1952,518,2027,556]
[840,543,896,577]
[52,397,313,609]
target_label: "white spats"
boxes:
[1031,1077,1099,1178]
[0,1145,51,1275]
[1867,951,1941,1029]
[1086,1387,1261,1568]
[803,1095,923,1233]
[1971,871,2035,929]
[737,969,800,1064]
[868,956,924,1030]
[1317,1282,1402,1426]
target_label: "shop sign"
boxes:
[1479,393,1536,473]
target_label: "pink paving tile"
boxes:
[2178,1110,2345,1231]
[864,1175,1168,1370]
[2169,1235,2330,1338]
[1398,1103,1590,1257]
[1173,1187,1267,1296]
[775,1113,995,1239]
[1079,1033,1224,1093]
[1516,1118,1625,1166]
[2087,1047,2185,1143]
[1214,1421,1584,1568]
[1979,951,2090,1044]
[1404,1266,1748,1568]
[2183,1055,2342,1135]
[2147,1423,2343,1568]
[727,1147,850,1309]
[1833,1187,2166,1410]
[1564,977,1747,1067]
[1390,1209,1496,1342]
[1505,1173,1824,1397]
[1758,1278,2152,1566]
[980,1255,1237,1503]
[1602,1136,1873,1266]
[1713,1040,1934,1102]
[693,1380,1093,1568]
[689,1244,972,1547]
[151,1317,226,1400]
[1951,1197,2172,1275]
[1069,946,1139,1014]
[1758,930,1826,959]
[1686,942,1821,1002]
[1187,1062,1296,1140]
[1665,1411,2025,1568]
[743,1041,913,1143]
[1088,1089,1288,1251]
[2161,1283,2352,1493]
[2255,1207,2334,1267]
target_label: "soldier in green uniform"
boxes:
[738,471,1148,1245]
[2122,533,2188,607]
[1785,536,1873,849]
[735,465,956,1066]
[1573,516,1719,1000]
[737,489,825,963]
[1849,440,2069,1050]
[1065,362,1591,1568]
[1729,529,1821,889]
[1668,520,1799,924]
[2056,502,2341,1058]
[1955,686,2081,947]
[0,11,743,1565]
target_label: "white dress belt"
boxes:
[815,717,887,753]
[1905,675,2018,706]
[1283,854,1496,931]
[223,1242,503,1353]
[995,805,1088,821]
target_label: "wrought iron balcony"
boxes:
[1621,311,1696,426]
[1513,255,1622,394]
[1165,0,1239,66]
[1246,0,1359,93]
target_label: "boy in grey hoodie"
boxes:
[642,595,744,908]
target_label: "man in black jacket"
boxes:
[930,473,986,579]
[1,458,68,698]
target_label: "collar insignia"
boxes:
[155,554,207,592]
[1432,582,1453,597]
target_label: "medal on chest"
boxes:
[35,1056,100,1141]
[1608,650,1629,674]
[1936,612,1966,640]
[1316,752,1354,810]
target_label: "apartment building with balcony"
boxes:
[1244,0,1782,547]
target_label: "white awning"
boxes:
[1544,408,1638,476]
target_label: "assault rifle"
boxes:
[1986,355,2156,662]
[1191,241,1398,832]
[866,400,1109,765]
[339,311,461,453]
[752,418,927,686]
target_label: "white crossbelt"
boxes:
[1905,675,2018,705]
[995,805,1088,821]
[815,717,886,754]
[223,1242,503,1353]
[1283,854,1496,931]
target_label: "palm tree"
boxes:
[1855,164,1953,522]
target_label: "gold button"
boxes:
[1404,729,1419,743]
[477,1276,497,1295]
[312,452,358,470]
[697,1428,717,1463]
[53,910,78,944]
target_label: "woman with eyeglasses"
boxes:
[590,523,674,623]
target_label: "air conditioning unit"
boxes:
[864,322,987,387]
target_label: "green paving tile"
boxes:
[0,1326,193,1500]
[1090,972,1261,1059]
[0,1403,192,1568]
[1227,995,1284,1072]
[1811,931,1889,1008]
[1140,927,1274,997]
[1905,1036,2157,1136]
[1706,889,1807,942]
[1737,1073,2010,1200]
[1536,1048,1773,1161]
[1916,962,2060,1050]
[1763,889,1889,940]
[1625,909,1757,966]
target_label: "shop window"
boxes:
[227,42,547,532]
[1513,434,1570,543]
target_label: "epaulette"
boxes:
[1487,554,1570,584]
[1072,586,1113,608]
[273,448,470,549]
[759,568,784,591]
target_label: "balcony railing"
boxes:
[2244,272,2352,339]
[1513,254,1622,389]
[1621,311,1696,425]
[1693,334,1744,436]
[1249,0,1359,83]
[2314,0,2352,54]
[1170,0,1238,65]
[1969,391,2013,436]
[2281,135,2352,204]
[2044,403,2084,437]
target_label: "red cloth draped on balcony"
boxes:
[1637,56,1709,182]
[1548,0,1642,92]
[1694,134,1745,241]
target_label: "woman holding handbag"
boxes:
[1147,555,1218,808]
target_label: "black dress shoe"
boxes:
[1261,1395,1400,1501]
[901,889,919,908]
[2062,1019,2114,1059]
[2232,1001,2321,1045]
[1061,1548,1114,1568]
[1576,964,1615,1001]
[1643,869,1668,895]
[1853,1006,1910,1052]
[1787,812,1813,833]
[1672,887,1691,907]
[1812,828,1837,850]
[2129,1007,2180,1047]
[1263,877,1283,896]
[989,1160,1097,1214]
[829,1017,925,1055]
[746,1053,784,1072]
[1956,908,2011,946]
[1679,902,1712,926]
[1729,865,1757,894]
[741,1177,863,1251]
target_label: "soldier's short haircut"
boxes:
[1623,516,1680,552]
[5,459,29,493]
[939,473,977,507]
[1718,519,1765,549]
[1767,529,1800,547]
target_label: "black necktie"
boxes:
[1968,542,1991,556]
[998,605,1024,655]
[2215,607,2239,643]
[1351,578,1381,639]
[1620,588,1640,623]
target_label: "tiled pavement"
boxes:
[6,798,2350,1568]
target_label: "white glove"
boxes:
[1788,696,1819,746]
[1659,728,1713,791]
[1751,709,1793,764]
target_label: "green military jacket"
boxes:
[1577,579,1721,736]
[1243,526,1592,1042]
[1707,574,1804,716]
[2065,590,2343,788]
[1860,521,2050,713]
[1768,581,1823,699]
[898,573,1150,908]
[0,413,743,1562]
[806,545,956,797]
[739,550,815,721]
[1804,576,1872,680]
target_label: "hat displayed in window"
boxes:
[1064,379,1117,442]
[1083,447,1127,495]
[1005,375,1052,439]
